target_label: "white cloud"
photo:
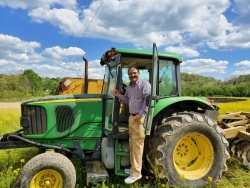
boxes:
[0,59,16,66]
[0,34,42,63]
[0,49,103,79]
[232,60,250,77]
[165,46,200,58]
[234,60,250,67]
[232,70,250,76]
[0,34,92,78]
[59,60,105,79]
[0,0,77,9]
[2,0,250,51]
[181,59,228,74]
[24,0,238,49]
[27,60,105,79]
[17,64,62,78]
[42,46,85,59]
[233,0,250,25]
[28,7,80,35]
[207,29,250,50]
[0,34,40,54]
[88,60,105,79]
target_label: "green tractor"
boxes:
[0,44,229,187]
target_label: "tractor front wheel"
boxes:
[17,152,76,188]
[147,112,229,187]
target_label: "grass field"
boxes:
[1,100,250,188]
[216,99,250,116]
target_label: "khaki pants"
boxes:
[128,115,145,177]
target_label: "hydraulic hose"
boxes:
[8,134,78,156]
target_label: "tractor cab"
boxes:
[99,44,184,177]
[100,44,182,139]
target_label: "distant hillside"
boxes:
[181,73,250,86]
[0,70,250,100]
[224,74,250,85]
[180,73,250,97]
[181,72,219,88]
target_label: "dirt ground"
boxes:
[0,102,22,108]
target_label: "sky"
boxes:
[0,0,250,81]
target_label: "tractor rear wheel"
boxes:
[17,152,76,188]
[147,112,229,187]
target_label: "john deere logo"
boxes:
[29,98,102,104]
[76,98,101,102]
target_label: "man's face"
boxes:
[128,67,139,83]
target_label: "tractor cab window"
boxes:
[103,65,118,130]
[104,66,117,96]
[121,68,149,85]
[159,60,177,97]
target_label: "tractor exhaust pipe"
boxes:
[82,56,88,94]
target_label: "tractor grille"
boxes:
[55,105,75,133]
[21,105,47,135]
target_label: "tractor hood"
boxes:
[20,94,103,139]
[22,94,102,105]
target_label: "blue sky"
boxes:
[0,0,249,81]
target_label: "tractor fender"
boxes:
[154,96,214,116]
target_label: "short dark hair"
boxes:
[128,66,139,74]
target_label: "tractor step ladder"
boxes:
[85,161,109,186]
[114,140,130,176]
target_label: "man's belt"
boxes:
[130,114,138,116]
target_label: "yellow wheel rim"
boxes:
[174,133,214,180]
[30,169,63,188]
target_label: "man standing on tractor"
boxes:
[113,66,151,184]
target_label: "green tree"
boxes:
[22,69,42,95]
[18,74,31,93]
[41,77,59,95]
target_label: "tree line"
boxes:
[1,70,250,101]
[181,73,250,97]
[0,70,60,101]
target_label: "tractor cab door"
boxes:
[144,43,158,135]
[103,54,125,138]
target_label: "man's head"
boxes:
[128,66,140,84]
